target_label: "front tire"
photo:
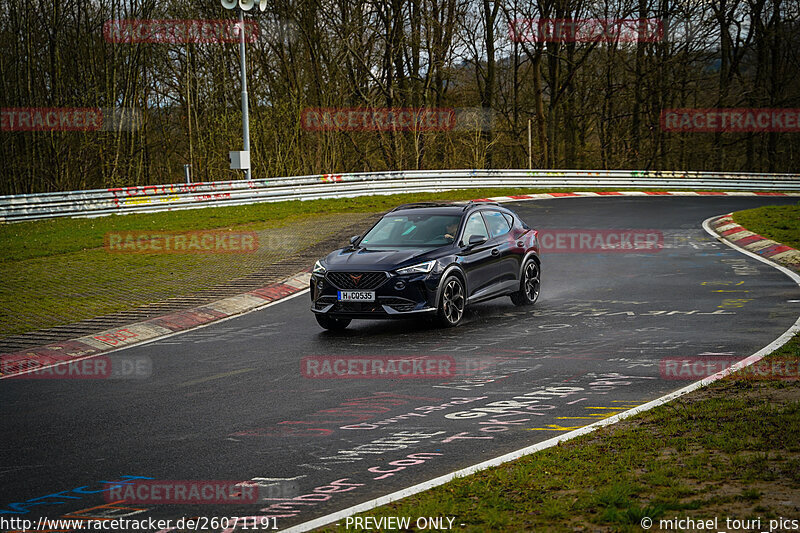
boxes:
[436,276,466,327]
[315,314,351,330]
[511,259,540,306]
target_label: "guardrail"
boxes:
[1,169,799,223]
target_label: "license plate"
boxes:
[337,290,375,302]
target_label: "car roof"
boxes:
[387,201,505,216]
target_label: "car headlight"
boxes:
[396,260,436,275]
[313,260,327,274]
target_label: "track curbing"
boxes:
[0,272,312,379]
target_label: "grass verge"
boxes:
[0,212,367,338]
[733,203,800,250]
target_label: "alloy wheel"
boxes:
[442,278,465,325]
[524,261,540,302]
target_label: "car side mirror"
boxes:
[350,235,360,246]
[467,234,487,247]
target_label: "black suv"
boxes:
[310,201,540,329]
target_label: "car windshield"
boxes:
[359,214,462,248]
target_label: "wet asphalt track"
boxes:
[1,196,799,531]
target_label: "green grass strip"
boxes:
[733,203,800,250]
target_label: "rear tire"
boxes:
[511,259,540,306]
[436,276,466,327]
[315,314,351,330]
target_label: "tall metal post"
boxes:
[527,118,532,169]
[239,9,251,180]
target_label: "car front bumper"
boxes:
[310,270,439,318]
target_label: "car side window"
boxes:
[460,212,489,246]
[484,210,511,238]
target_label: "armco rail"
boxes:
[1,168,798,222]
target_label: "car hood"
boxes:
[323,246,443,271]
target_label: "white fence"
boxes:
[1,168,798,222]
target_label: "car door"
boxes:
[481,210,520,288]
[457,211,494,297]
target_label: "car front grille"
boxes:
[326,271,388,290]
[332,302,384,313]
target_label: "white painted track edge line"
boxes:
[279,214,800,533]
[106,288,312,352]
[0,289,310,380]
